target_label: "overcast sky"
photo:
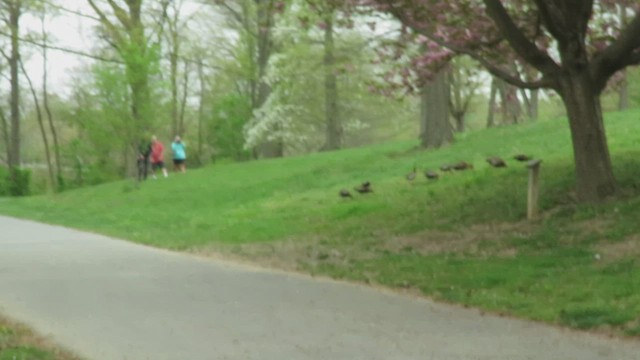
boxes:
[21,0,205,95]
[20,0,94,94]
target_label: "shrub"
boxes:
[0,167,32,197]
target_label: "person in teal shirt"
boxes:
[171,136,187,173]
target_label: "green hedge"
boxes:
[0,166,31,197]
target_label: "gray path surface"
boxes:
[0,215,639,360]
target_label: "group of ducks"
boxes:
[339,154,532,198]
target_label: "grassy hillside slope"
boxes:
[2,110,640,336]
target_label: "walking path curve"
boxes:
[1,215,638,360]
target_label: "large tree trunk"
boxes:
[420,68,453,148]
[322,12,341,151]
[559,72,616,203]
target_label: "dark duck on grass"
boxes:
[406,165,417,182]
[355,181,373,194]
[453,161,474,171]
[486,157,507,168]
[425,170,439,180]
[514,154,531,162]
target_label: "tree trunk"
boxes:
[529,89,539,120]
[127,21,151,139]
[453,112,465,133]
[497,79,522,125]
[253,0,283,158]
[449,66,465,133]
[558,72,616,203]
[20,59,55,188]
[520,88,539,120]
[170,42,179,137]
[322,12,341,151]
[0,107,10,165]
[8,2,21,171]
[420,68,453,148]
[487,78,497,128]
[618,4,629,111]
[178,60,189,136]
[197,59,206,165]
[42,13,62,188]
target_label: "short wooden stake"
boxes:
[527,159,542,220]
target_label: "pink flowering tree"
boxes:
[362,0,639,203]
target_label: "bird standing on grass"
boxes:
[425,170,439,180]
[339,189,352,198]
[486,157,507,168]
[355,181,373,194]
[453,161,474,171]
[406,165,417,182]
[514,154,531,162]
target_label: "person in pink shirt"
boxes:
[150,135,169,178]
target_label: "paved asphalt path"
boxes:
[1,215,639,360]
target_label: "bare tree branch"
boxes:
[483,0,560,76]
[0,29,122,63]
[86,0,125,47]
[592,11,640,91]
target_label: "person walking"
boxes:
[171,136,187,173]
[137,138,152,181]
[150,135,169,178]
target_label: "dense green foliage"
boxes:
[0,167,31,197]
[2,109,640,335]
[209,94,253,161]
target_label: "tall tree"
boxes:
[19,58,54,187]
[165,0,193,137]
[420,67,452,148]
[1,0,22,176]
[39,7,63,188]
[321,6,340,151]
[496,78,522,125]
[212,0,285,158]
[86,0,168,144]
[369,0,640,203]
[449,57,480,132]
[486,77,498,128]
[303,0,348,151]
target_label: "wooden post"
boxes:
[527,159,542,219]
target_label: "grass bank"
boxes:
[1,110,640,336]
[0,316,81,360]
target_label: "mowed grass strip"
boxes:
[0,316,82,360]
[2,109,640,336]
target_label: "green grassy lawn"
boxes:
[2,109,640,336]
[0,316,81,360]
